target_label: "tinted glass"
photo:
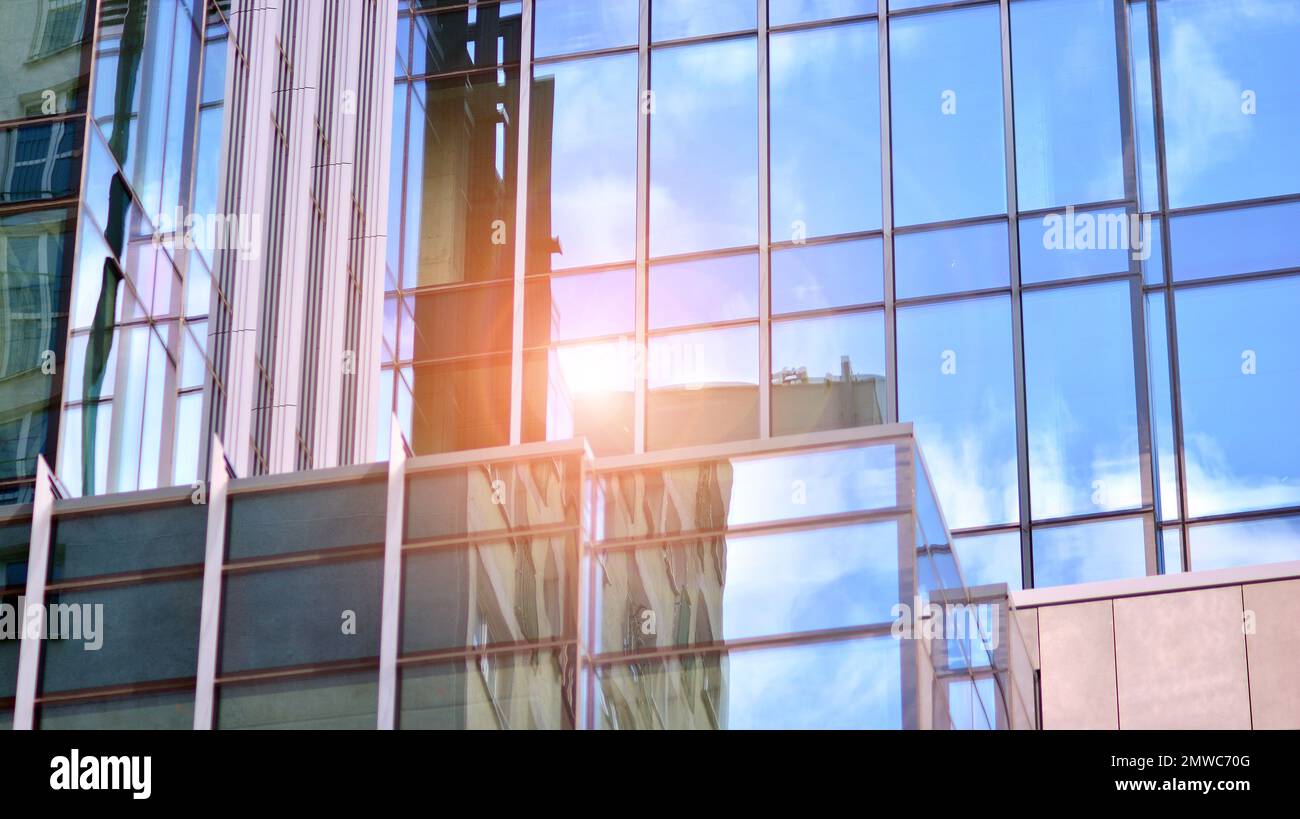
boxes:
[1189,515,1300,571]
[217,670,378,730]
[406,456,580,540]
[952,531,1022,591]
[1019,206,1147,284]
[894,221,1008,299]
[1169,201,1300,283]
[1023,281,1142,519]
[1032,516,1147,587]
[898,296,1018,530]
[409,354,512,454]
[522,342,636,455]
[411,3,522,76]
[649,253,758,330]
[38,690,194,730]
[771,238,883,314]
[226,480,388,560]
[770,22,880,241]
[646,325,760,448]
[400,650,568,729]
[534,0,638,58]
[771,311,885,436]
[50,503,206,580]
[1176,276,1300,517]
[770,0,876,26]
[649,38,758,257]
[0,120,82,204]
[651,0,756,41]
[890,6,1006,226]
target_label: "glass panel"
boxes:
[649,38,758,257]
[409,354,512,454]
[404,69,520,288]
[889,5,1006,226]
[405,456,580,541]
[1160,525,1183,573]
[1024,281,1142,519]
[771,311,885,436]
[1156,0,1300,208]
[527,53,637,271]
[1010,0,1124,212]
[0,522,28,589]
[220,557,384,674]
[401,535,575,654]
[651,0,756,41]
[1019,206,1149,284]
[894,221,1008,299]
[593,636,901,729]
[0,120,82,204]
[596,443,898,539]
[409,283,513,360]
[411,3,523,76]
[217,670,378,730]
[770,0,876,26]
[226,480,388,561]
[1188,515,1300,572]
[40,579,202,694]
[1129,0,1161,213]
[771,237,882,314]
[649,253,758,330]
[534,0,638,58]
[1176,276,1300,517]
[524,268,634,346]
[898,296,1018,530]
[952,531,1022,591]
[770,21,880,241]
[0,0,90,120]
[647,325,759,449]
[594,521,900,654]
[522,342,636,455]
[50,503,206,580]
[1169,201,1300,282]
[399,650,568,729]
[1032,516,1147,587]
[38,690,194,730]
[1144,292,1179,522]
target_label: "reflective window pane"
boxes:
[1144,293,1179,522]
[647,325,759,448]
[525,267,634,345]
[523,342,635,455]
[649,253,758,330]
[411,3,522,76]
[890,6,1006,226]
[534,0,638,58]
[226,480,388,561]
[1176,276,1300,517]
[1129,0,1161,212]
[410,283,513,360]
[1019,207,1148,284]
[527,54,637,271]
[770,21,880,241]
[953,531,1022,591]
[1011,0,1125,211]
[894,221,1008,299]
[50,503,206,580]
[1161,525,1183,573]
[1169,201,1300,283]
[217,670,377,730]
[1157,0,1300,208]
[651,0,756,41]
[400,651,568,729]
[771,237,883,314]
[1024,281,1142,519]
[0,0,90,120]
[649,39,758,257]
[0,120,83,204]
[770,0,876,26]
[1032,516,1148,587]
[898,296,1018,530]
[1189,515,1300,572]
[38,690,194,730]
[406,456,580,541]
[771,311,885,436]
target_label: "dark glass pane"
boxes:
[1024,281,1142,519]
[40,578,202,693]
[1170,201,1300,282]
[401,535,574,654]
[1011,0,1125,211]
[594,521,899,654]
[534,0,638,58]
[399,650,568,729]
[889,5,1006,226]
[1019,206,1149,284]
[649,253,758,330]
[0,0,90,120]
[527,53,637,272]
[894,221,1008,299]
[646,325,759,449]
[411,2,522,76]
[898,296,1018,530]
[593,637,900,729]
[406,455,580,541]
[0,120,83,204]
[50,503,204,580]
[1032,516,1147,586]
[1176,276,1300,517]
[404,69,520,288]
[651,0,756,41]
[770,21,880,241]
[226,480,388,561]
[649,38,758,257]
[1189,515,1300,572]
[952,531,1022,591]
[524,268,634,346]
[0,522,29,589]
[522,342,635,455]
[217,669,378,730]
[771,311,885,436]
[38,690,194,730]
[410,282,513,360]
[1156,0,1300,208]
[771,238,882,314]
[220,557,384,674]
[410,355,511,454]
[770,0,876,26]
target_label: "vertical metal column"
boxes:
[633,0,651,454]
[12,457,55,730]
[377,418,407,729]
[879,9,898,425]
[193,435,230,729]
[757,0,772,438]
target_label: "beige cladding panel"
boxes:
[1037,600,1118,729]
[1242,579,1300,729]
[1112,586,1251,729]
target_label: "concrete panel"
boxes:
[1113,586,1251,729]
[1243,579,1300,729]
[1038,601,1118,729]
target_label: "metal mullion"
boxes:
[646,316,759,338]
[1019,270,1140,293]
[12,458,55,730]
[895,285,1013,309]
[507,0,533,446]
[1015,196,1134,221]
[771,302,888,324]
[879,6,897,426]
[1030,506,1153,531]
[1167,266,1300,292]
[633,0,650,454]
[758,0,772,438]
[769,13,879,36]
[999,0,1034,589]
[1165,190,1300,218]
[892,211,1009,236]
[532,44,639,66]
[888,0,1000,19]
[1184,504,1300,529]
[648,28,759,51]
[377,420,406,729]
[769,226,884,251]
